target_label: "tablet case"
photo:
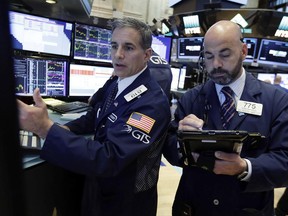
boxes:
[178,130,248,154]
[177,130,264,167]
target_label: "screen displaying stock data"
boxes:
[73,23,112,63]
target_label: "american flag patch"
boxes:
[126,112,155,134]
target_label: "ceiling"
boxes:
[9,0,103,25]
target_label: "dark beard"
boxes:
[207,57,243,85]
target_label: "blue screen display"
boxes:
[152,35,172,63]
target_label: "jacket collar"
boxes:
[202,72,263,130]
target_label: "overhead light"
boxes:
[46,0,57,4]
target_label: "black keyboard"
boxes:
[49,101,91,114]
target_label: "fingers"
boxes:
[33,88,46,108]
[215,151,239,161]
[179,114,204,130]
[213,151,245,175]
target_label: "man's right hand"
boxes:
[17,88,54,139]
[178,114,204,131]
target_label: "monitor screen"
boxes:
[243,37,258,63]
[257,39,288,68]
[182,14,201,36]
[73,23,112,63]
[178,37,203,61]
[151,35,172,63]
[69,63,114,97]
[178,66,186,89]
[171,67,180,90]
[13,55,68,96]
[9,11,73,57]
[257,73,275,84]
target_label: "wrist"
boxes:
[238,159,248,180]
[38,119,54,139]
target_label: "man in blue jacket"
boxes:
[164,20,288,216]
[148,49,172,100]
[18,17,171,216]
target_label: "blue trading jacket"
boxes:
[148,50,172,99]
[41,67,171,216]
[164,72,288,216]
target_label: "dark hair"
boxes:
[109,17,152,50]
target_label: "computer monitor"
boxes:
[178,66,186,90]
[9,11,73,57]
[177,37,203,62]
[243,37,258,63]
[13,55,68,96]
[171,67,180,90]
[257,73,275,84]
[73,22,112,63]
[257,39,288,68]
[151,35,172,63]
[182,14,201,36]
[274,15,288,38]
[69,63,114,97]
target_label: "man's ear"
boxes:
[145,48,152,62]
[241,43,248,61]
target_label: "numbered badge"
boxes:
[236,100,263,116]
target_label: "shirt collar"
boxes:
[116,65,147,98]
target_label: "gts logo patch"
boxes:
[122,124,151,144]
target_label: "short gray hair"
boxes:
[109,17,152,50]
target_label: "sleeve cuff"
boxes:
[238,158,252,181]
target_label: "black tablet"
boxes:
[177,130,249,154]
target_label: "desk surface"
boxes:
[22,110,72,169]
